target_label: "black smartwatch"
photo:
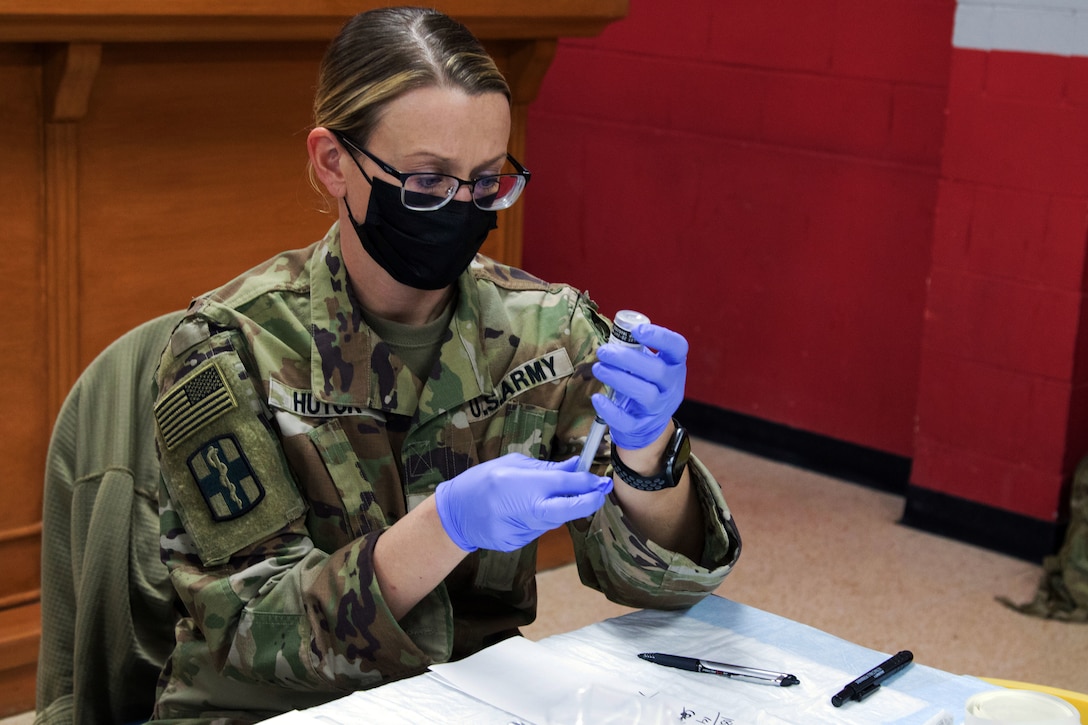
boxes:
[611,420,691,491]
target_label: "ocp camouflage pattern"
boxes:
[151,222,741,721]
[1002,454,1088,622]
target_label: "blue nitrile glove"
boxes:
[591,323,688,450]
[434,453,613,552]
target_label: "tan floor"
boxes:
[6,438,1086,724]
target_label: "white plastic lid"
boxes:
[610,310,651,347]
[613,310,651,333]
[965,690,1080,725]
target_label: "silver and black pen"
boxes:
[638,652,800,687]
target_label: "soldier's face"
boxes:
[336,86,513,293]
[347,86,513,221]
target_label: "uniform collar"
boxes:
[307,223,489,421]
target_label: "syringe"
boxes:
[575,309,651,473]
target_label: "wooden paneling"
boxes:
[0,604,39,718]
[0,2,627,716]
[76,41,332,353]
[0,47,48,628]
[1,46,72,717]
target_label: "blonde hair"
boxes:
[309,7,509,199]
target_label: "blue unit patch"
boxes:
[187,435,265,521]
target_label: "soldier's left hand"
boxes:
[591,323,688,451]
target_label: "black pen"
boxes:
[831,650,914,707]
[638,652,800,687]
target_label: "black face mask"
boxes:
[344,178,497,291]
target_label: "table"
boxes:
[264,594,998,724]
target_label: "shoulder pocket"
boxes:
[155,350,305,566]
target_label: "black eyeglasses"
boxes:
[333,131,531,212]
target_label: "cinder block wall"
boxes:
[524,0,1088,550]
[914,0,1088,519]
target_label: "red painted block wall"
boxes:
[524,0,1088,532]
[913,46,1088,519]
[525,0,955,458]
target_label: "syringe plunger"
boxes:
[574,310,651,473]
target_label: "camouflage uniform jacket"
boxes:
[151,223,740,721]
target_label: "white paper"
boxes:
[428,636,647,723]
[539,619,930,724]
[428,636,766,724]
[260,596,994,724]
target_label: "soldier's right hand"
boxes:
[434,453,613,552]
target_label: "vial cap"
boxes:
[611,310,650,347]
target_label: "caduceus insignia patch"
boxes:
[187,435,265,521]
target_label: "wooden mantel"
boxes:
[0,1,627,42]
[0,1,627,716]
[0,0,629,106]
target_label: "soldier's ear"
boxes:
[308,127,348,199]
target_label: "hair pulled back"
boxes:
[314,7,510,146]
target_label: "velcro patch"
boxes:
[187,434,265,521]
[154,359,237,450]
[157,345,306,566]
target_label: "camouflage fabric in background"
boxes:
[1000,455,1088,622]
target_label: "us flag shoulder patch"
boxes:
[155,359,238,450]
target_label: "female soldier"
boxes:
[151,6,740,720]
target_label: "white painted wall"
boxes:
[954,0,1088,55]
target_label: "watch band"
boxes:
[610,421,689,491]
[611,448,674,491]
